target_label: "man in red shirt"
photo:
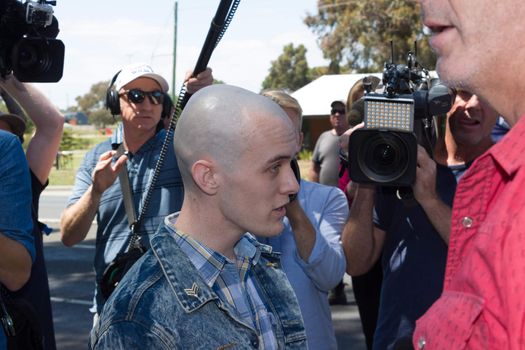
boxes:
[414,0,525,349]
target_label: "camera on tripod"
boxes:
[0,0,64,82]
[348,44,455,187]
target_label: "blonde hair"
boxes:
[261,89,303,129]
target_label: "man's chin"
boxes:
[252,222,285,238]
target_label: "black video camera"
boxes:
[348,47,454,187]
[0,0,64,82]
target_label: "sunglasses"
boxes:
[121,89,164,105]
[331,108,345,115]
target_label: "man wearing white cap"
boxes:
[60,63,213,316]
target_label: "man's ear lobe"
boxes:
[192,160,219,195]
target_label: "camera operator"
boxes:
[0,73,64,350]
[59,63,213,319]
[0,130,35,348]
[341,90,498,350]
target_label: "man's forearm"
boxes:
[341,186,381,276]
[2,76,64,183]
[60,186,101,247]
[287,202,316,262]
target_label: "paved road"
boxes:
[41,187,366,349]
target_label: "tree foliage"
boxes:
[262,43,312,91]
[75,80,115,127]
[304,0,436,73]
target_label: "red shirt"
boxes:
[413,117,525,350]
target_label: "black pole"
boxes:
[180,0,234,108]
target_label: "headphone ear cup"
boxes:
[106,70,122,116]
[161,93,173,119]
[105,89,121,116]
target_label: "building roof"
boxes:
[291,73,382,118]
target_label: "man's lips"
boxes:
[273,205,287,217]
[423,21,454,51]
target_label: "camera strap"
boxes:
[115,143,143,250]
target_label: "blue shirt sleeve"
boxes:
[294,182,348,291]
[0,131,35,262]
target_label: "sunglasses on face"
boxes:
[331,108,345,115]
[121,89,164,105]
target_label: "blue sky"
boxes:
[32,0,327,110]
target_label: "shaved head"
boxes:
[174,84,295,188]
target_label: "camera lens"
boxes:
[17,41,53,73]
[372,143,396,167]
[359,132,409,183]
[11,38,64,82]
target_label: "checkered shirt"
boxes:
[165,218,278,350]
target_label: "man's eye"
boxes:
[270,164,281,174]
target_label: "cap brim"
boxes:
[116,73,169,92]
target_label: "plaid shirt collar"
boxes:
[164,213,261,288]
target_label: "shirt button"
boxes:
[418,337,426,349]
[462,216,474,228]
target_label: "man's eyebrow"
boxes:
[265,154,291,165]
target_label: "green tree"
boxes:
[262,43,312,91]
[75,80,115,127]
[304,0,436,73]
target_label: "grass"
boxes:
[48,151,86,186]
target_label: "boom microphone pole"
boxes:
[180,0,239,109]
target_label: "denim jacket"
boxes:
[90,223,307,350]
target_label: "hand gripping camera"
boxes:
[0,0,64,82]
[348,47,455,187]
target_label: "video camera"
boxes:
[348,44,455,187]
[0,0,64,82]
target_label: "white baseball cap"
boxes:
[115,63,169,92]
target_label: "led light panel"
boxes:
[364,96,414,131]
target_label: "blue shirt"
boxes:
[166,214,278,349]
[0,131,35,349]
[257,180,348,350]
[372,163,467,350]
[67,126,184,313]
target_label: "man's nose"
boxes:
[283,162,300,196]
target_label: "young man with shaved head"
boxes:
[90,85,307,349]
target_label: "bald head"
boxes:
[174,84,295,186]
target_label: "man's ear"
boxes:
[191,160,219,195]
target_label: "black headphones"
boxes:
[105,70,122,116]
[105,69,173,119]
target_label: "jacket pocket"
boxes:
[413,290,486,350]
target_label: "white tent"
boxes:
[291,73,382,118]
